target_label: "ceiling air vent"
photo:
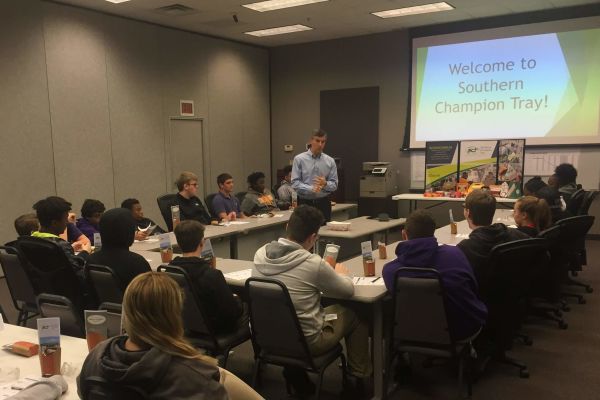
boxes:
[154,4,198,16]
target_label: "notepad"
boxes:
[352,277,385,286]
[224,269,252,281]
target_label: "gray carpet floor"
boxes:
[1,240,599,399]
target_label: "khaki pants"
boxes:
[307,304,372,378]
[219,367,264,400]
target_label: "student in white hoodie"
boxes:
[253,205,372,388]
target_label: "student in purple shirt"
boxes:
[212,173,245,221]
[382,209,487,341]
[76,199,105,244]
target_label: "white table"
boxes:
[392,193,517,213]
[131,203,357,261]
[0,324,87,399]
[316,216,406,256]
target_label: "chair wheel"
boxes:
[519,369,530,379]
[559,321,568,330]
[578,298,587,304]
[586,286,593,293]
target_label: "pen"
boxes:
[372,277,381,283]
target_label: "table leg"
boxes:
[229,235,238,259]
[372,299,384,400]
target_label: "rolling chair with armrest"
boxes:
[0,246,39,326]
[246,277,347,400]
[578,190,598,216]
[482,238,549,378]
[235,191,247,205]
[158,265,250,368]
[37,293,85,338]
[205,193,218,219]
[556,215,595,296]
[98,302,123,338]
[156,193,178,231]
[566,189,585,216]
[16,236,87,313]
[387,267,475,398]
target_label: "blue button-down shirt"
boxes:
[291,150,338,199]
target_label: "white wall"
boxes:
[0,0,270,243]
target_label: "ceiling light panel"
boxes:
[245,24,313,37]
[105,0,131,3]
[372,2,454,18]
[243,0,328,12]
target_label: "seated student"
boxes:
[170,220,243,334]
[277,165,296,203]
[78,272,232,400]
[29,196,91,276]
[554,163,579,202]
[547,174,560,191]
[87,208,151,289]
[241,172,278,216]
[457,190,528,290]
[212,173,245,221]
[14,213,40,237]
[513,196,552,237]
[76,199,106,244]
[523,176,547,196]
[382,210,487,341]
[121,198,166,241]
[253,205,371,393]
[175,171,212,225]
[63,221,90,251]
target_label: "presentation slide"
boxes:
[409,17,600,148]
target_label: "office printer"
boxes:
[359,162,394,198]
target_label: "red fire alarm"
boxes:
[180,100,194,116]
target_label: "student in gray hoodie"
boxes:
[253,205,372,380]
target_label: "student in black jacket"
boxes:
[170,220,244,334]
[175,171,212,225]
[87,208,151,290]
[457,190,528,292]
[121,198,166,240]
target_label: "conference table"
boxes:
[131,203,357,261]
[0,324,85,399]
[392,193,517,213]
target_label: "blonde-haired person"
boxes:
[77,272,263,400]
[175,171,212,224]
[513,196,552,237]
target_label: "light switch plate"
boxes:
[284,144,294,152]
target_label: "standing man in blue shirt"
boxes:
[291,129,338,222]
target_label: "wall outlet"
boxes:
[284,144,294,152]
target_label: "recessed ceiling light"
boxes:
[245,24,313,37]
[372,2,454,18]
[243,0,328,12]
[105,0,131,3]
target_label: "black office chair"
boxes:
[533,225,569,328]
[86,264,124,305]
[159,265,250,368]
[0,246,39,326]
[484,238,549,378]
[246,277,347,399]
[556,215,595,296]
[98,302,123,338]
[205,193,218,219]
[235,191,247,205]
[578,190,598,215]
[388,268,474,398]
[16,236,86,313]
[83,376,147,400]
[0,304,8,323]
[37,293,85,338]
[156,193,178,231]
[566,188,585,215]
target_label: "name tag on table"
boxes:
[353,277,385,286]
[223,269,252,281]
